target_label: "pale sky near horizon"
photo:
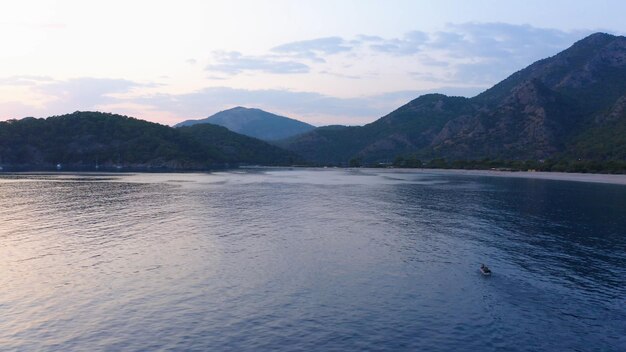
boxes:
[1,0,625,126]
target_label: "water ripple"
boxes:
[0,170,624,351]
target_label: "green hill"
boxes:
[0,111,297,170]
[175,106,315,141]
[280,33,626,171]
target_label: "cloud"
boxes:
[0,23,600,125]
[0,101,42,120]
[205,51,309,75]
[204,23,590,85]
[135,86,485,126]
[137,86,379,121]
[0,75,151,119]
[1,75,485,125]
[334,23,592,85]
[417,55,450,67]
[0,75,55,86]
[309,32,430,56]
[271,37,353,62]
[430,22,590,59]
[0,77,151,118]
[355,34,384,42]
[431,23,592,83]
[319,70,362,79]
[35,78,147,108]
[369,31,429,55]
[363,23,589,62]
[263,23,587,85]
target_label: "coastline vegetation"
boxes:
[388,156,626,174]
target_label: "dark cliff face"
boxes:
[282,33,626,163]
[434,79,580,159]
[452,33,626,159]
[475,32,626,105]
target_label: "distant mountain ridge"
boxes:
[2,33,623,172]
[0,111,297,170]
[175,106,315,141]
[280,32,626,164]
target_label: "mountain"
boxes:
[280,33,626,166]
[0,111,297,170]
[175,106,315,141]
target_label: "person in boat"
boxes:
[481,264,491,273]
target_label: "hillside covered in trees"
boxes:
[279,33,626,173]
[175,106,315,141]
[0,111,298,170]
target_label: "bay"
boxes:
[1,169,625,351]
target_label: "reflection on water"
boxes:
[1,169,625,351]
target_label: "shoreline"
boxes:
[2,167,626,186]
[408,168,626,185]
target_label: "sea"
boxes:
[1,168,624,351]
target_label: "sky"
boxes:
[1,0,625,126]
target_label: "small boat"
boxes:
[480,264,492,276]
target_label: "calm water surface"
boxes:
[1,169,625,351]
